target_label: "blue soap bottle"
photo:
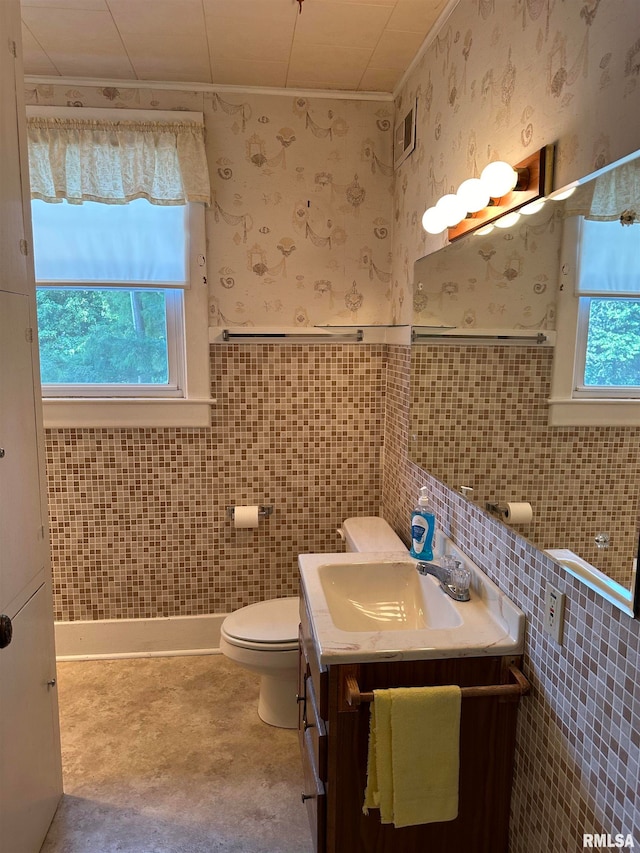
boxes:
[410,486,436,561]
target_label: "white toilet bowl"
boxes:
[220,518,406,729]
[220,597,300,729]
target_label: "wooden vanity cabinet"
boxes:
[298,593,522,853]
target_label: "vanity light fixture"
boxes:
[425,145,554,241]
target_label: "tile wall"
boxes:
[411,344,640,587]
[382,345,640,850]
[45,343,385,621]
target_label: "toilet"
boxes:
[219,516,406,728]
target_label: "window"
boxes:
[550,216,640,425]
[26,107,211,428]
[575,297,640,396]
[572,218,640,397]
[34,199,188,398]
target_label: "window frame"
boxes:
[549,217,640,425]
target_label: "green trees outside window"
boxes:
[584,298,640,387]
[36,288,169,385]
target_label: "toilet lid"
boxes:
[223,597,299,644]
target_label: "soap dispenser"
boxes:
[410,485,436,561]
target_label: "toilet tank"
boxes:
[341,516,407,554]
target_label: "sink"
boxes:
[319,561,463,631]
[298,543,526,664]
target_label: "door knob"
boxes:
[0,614,13,648]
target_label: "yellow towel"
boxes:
[363,685,462,828]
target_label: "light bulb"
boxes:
[421,206,447,234]
[494,211,521,229]
[475,224,495,236]
[520,199,545,215]
[548,184,577,201]
[480,160,518,198]
[435,193,467,227]
[456,178,490,213]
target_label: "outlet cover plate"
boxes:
[544,584,565,644]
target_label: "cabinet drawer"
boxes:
[303,674,327,782]
[301,727,326,853]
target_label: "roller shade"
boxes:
[576,216,640,297]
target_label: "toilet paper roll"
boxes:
[233,506,260,529]
[503,502,533,524]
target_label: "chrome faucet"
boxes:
[416,558,471,602]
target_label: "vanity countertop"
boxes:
[298,547,525,666]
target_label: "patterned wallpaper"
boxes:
[392,0,640,327]
[412,202,562,329]
[206,93,394,328]
[24,83,395,328]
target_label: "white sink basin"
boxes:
[319,561,463,632]
[299,542,525,664]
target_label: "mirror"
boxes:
[410,151,640,616]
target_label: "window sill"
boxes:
[548,398,640,427]
[42,398,215,429]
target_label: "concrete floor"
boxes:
[42,655,312,853]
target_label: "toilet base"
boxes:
[257,671,299,729]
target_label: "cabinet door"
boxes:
[0,0,32,301]
[0,291,45,615]
[0,585,61,853]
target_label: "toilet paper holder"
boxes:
[226,505,273,520]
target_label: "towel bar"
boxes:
[345,664,530,706]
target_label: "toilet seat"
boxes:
[221,597,299,651]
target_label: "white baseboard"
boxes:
[54,613,226,661]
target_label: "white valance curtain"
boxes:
[564,159,640,222]
[27,115,211,206]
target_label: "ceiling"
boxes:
[20,0,449,94]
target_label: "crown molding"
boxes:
[23,75,394,103]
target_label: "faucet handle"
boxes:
[450,564,471,597]
[441,556,471,597]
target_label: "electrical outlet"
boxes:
[544,584,565,644]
